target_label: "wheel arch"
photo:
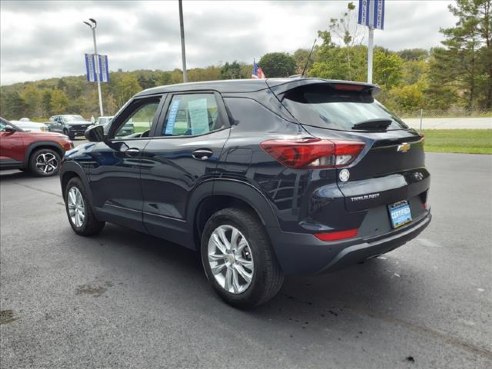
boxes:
[24,142,64,167]
[60,161,94,204]
[188,179,280,251]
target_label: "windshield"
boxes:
[281,84,408,131]
[64,115,86,122]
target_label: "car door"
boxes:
[0,119,25,168]
[88,95,165,232]
[49,116,61,133]
[140,91,231,247]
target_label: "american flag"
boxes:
[252,60,266,79]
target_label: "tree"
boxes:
[258,52,296,77]
[21,84,43,118]
[309,29,366,81]
[308,2,366,81]
[49,89,69,114]
[292,48,312,75]
[397,49,429,61]
[388,83,426,114]
[373,48,403,89]
[0,91,27,119]
[220,61,242,79]
[401,59,428,85]
[188,66,221,81]
[110,73,142,107]
[328,1,364,47]
[431,0,492,110]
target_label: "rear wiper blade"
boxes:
[352,119,392,130]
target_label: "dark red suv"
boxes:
[0,117,74,176]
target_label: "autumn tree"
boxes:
[109,73,142,107]
[49,89,69,115]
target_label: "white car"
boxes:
[10,118,49,132]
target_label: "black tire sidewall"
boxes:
[201,209,278,308]
[29,149,61,176]
[64,177,105,236]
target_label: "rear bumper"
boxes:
[269,211,431,275]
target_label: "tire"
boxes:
[64,177,105,236]
[201,208,284,308]
[29,148,61,177]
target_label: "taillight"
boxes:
[332,84,366,92]
[260,138,364,169]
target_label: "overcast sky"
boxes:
[0,0,456,85]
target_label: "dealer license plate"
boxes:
[388,200,412,229]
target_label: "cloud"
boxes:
[1,0,455,85]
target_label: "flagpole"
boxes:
[367,26,374,84]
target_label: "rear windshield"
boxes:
[280,84,408,131]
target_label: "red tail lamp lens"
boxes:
[332,84,366,91]
[260,138,364,169]
[314,229,359,241]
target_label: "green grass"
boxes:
[422,129,492,154]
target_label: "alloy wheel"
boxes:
[208,225,255,294]
[35,152,58,175]
[67,187,85,228]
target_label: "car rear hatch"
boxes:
[268,80,430,236]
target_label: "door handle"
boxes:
[124,148,140,157]
[192,149,213,160]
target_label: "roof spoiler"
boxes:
[267,78,381,97]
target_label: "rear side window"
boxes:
[281,84,408,130]
[162,93,222,136]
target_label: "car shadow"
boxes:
[0,170,32,181]
[0,170,62,186]
[74,223,416,324]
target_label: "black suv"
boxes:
[60,79,431,308]
[48,115,93,140]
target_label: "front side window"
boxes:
[113,99,160,138]
[0,118,8,131]
[162,93,222,137]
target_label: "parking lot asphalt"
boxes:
[1,150,491,369]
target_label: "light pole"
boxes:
[83,18,104,116]
[178,0,188,83]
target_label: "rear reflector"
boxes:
[260,138,365,169]
[314,229,358,241]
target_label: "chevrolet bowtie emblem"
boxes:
[397,142,411,153]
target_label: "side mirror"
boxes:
[85,124,105,142]
[4,125,18,133]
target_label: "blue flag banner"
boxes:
[358,0,370,26]
[85,53,96,82]
[373,0,385,30]
[358,0,385,30]
[85,54,110,83]
[98,55,110,82]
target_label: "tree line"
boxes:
[1,0,490,121]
